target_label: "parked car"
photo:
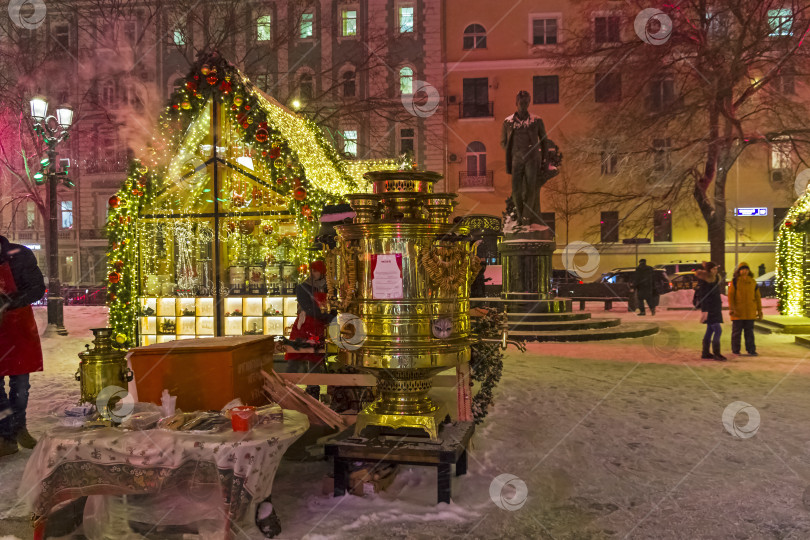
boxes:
[756,271,776,298]
[671,271,700,291]
[551,269,582,292]
[554,267,671,299]
[655,261,704,275]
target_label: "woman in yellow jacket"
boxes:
[728,262,763,356]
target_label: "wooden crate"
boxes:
[129,336,275,411]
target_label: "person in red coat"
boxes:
[0,235,45,456]
[285,260,330,396]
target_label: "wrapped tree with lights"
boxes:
[106,53,405,345]
[776,197,810,315]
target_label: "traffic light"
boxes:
[33,171,45,185]
[62,178,75,189]
[39,156,50,168]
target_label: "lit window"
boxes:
[463,24,486,49]
[600,148,618,175]
[399,6,414,33]
[399,66,414,95]
[25,201,36,229]
[772,140,791,169]
[768,8,793,37]
[654,210,672,242]
[342,9,357,36]
[532,18,558,45]
[300,11,314,39]
[343,130,358,156]
[60,201,73,229]
[257,15,272,41]
[399,127,415,155]
[173,28,185,45]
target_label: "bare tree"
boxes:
[552,0,810,265]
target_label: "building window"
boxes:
[465,141,486,173]
[594,16,620,43]
[53,23,70,49]
[25,201,36,229]
[532,17,558,45]
[122,20,137,46]
[399,127,415,155]
[600,211,619,243]
[594,72,621,102]
[600,148,618,175]
[299,72,314,100]
[255,74,271,92]
[257,14,272,41]
[300,11,314,39]
[100,80,115,106]
[172,28,185,45]
[648,77,675,111]
[342,130,358,157]
[462,77,490,117]
[399,66,414,95]
[60,201,74,229]
[533,75,559,104]
[653,210,672,242]
[342,70,356,97]
[768,8,793,37]
[653,138,672,171]
[540,212,556,236]
[774,207,790,239]
[463,24,486,49]
[342,9,357,36]
[777,67,796,95]
[398,5,414,33]
[771,140,791,170]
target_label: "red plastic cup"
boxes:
[230,406,256,432]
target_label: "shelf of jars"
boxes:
[137,295,299,346]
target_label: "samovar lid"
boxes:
[364,170,443,195]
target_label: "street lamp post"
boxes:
[29,96,74,336]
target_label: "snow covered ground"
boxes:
[3,302,810,539]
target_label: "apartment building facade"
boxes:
[443,1,800,275]
[0,0,445,286]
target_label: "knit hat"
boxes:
[310,260,326,274]
[736,261,750,271]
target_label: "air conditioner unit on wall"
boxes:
[448,153,460,163]
[448,95,457,103]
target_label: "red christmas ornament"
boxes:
[259,121,268,129]
[293,187,307,201]
[185,80,197,91]
[220,81,232,94]
[108,272,121,284]
[261,150,267,157]
[114,260,124,271]
[109,196,120,208]
[268,146,281,159]
[206,74,218,86]
[172,104,179,109]
[244,104,251,110]
[255,128,269,143]
[242,123,249,129]
[302,205,312,217]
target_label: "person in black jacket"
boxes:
[634,259,656,316]
[694,261,726,361]
[0,235,46,456]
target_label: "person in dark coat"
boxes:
[634,259,656,315]
[0,235,46,456]
[694,261,726,361]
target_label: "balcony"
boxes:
[78,152,130,174]
[80,228,107,240]
[459,101,494,118]
[459,170,494,190]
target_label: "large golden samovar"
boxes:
[327,170,478,440]
[75,328,133,406]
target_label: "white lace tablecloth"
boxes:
[20,410,308,538]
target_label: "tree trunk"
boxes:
[707,214,726,269]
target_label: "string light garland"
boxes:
[106,53,407,344]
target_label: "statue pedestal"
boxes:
[499,228,555,301]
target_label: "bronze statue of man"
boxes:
[500,90,549,226]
